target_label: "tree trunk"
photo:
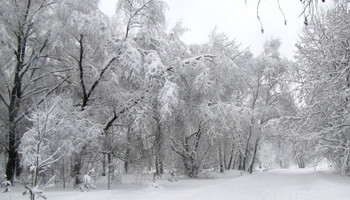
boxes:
[72,157,82,189]
[124,127,132,174]
[227,142,235,170]
[15,152,22,178]
[223,142,227,170]
[154,120,163,176]
[219,142,224,173]
[123,153,129,174]
[102,154,106,176]
[62,157,66,189]
[297,158,305,168]
[107,153,112,190]
[248,137,260,173]
[6,62,23,183]
[170,124,203,178]
[238,153,244,170]
[155,155,163,176]
[243,125,254,171]
[5,129,17,183]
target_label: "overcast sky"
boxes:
[99,0,313,59]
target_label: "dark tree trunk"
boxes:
[154,121,164,176]
[227,142,235,170]
[238,153,244,170]
[107,153,112,190]
[6,35,22,183]
[223,149,227,171]
[219,145,224,173]
[123,145,130,175]
[6,43,23,184]
[102,154,106,176]
[123,160,129,174]
[241,155,247,171]
[15,151,22,177]
[155,156,163,176]
[72,156,82,189]
[5,130,16,183]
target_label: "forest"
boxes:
[0,0,350,199]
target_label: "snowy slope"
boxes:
[1,168,349,200]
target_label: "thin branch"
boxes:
[19,39,49,78]
[277,0,287,25]
[0,94,9,108]
[169,138,187,159]
[86,57,117,99]
[125,0,153,37]
[103,96,144,133]
[14,75,71,124]
[257,0,264,33]
[0,139,9,152]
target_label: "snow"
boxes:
[1,168,349,200]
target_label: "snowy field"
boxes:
[1,168,350,200]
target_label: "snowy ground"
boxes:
[1,167,350,200]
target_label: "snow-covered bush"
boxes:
[20,98,71,200]
[78,169,96,192]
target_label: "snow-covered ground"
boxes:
[1,167,349,200]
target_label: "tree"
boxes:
[20,98,69,200]
[117,0,167,38]
[112,0,176,178]
[53,0,126,188]
[295,3,350,175]
[0,0,68,183]
[242,38,293,173]
[166,29,259,177]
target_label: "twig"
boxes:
[277,0,287,25]
[257,0,264,33]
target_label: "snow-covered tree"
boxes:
[240,38,293,173]
[0,0,71,183]
[20,98,70,200]
[117,0,167,38]
[295,2,350,175]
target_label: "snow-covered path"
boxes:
[1,168,350,200]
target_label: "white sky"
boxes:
[99,0,309,59]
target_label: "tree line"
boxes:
[0,0,349,195]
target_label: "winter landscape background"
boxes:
[0,0,350,199]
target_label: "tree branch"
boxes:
[103,96,144,133]
[86,57,117,100]
[0,93,9,108]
